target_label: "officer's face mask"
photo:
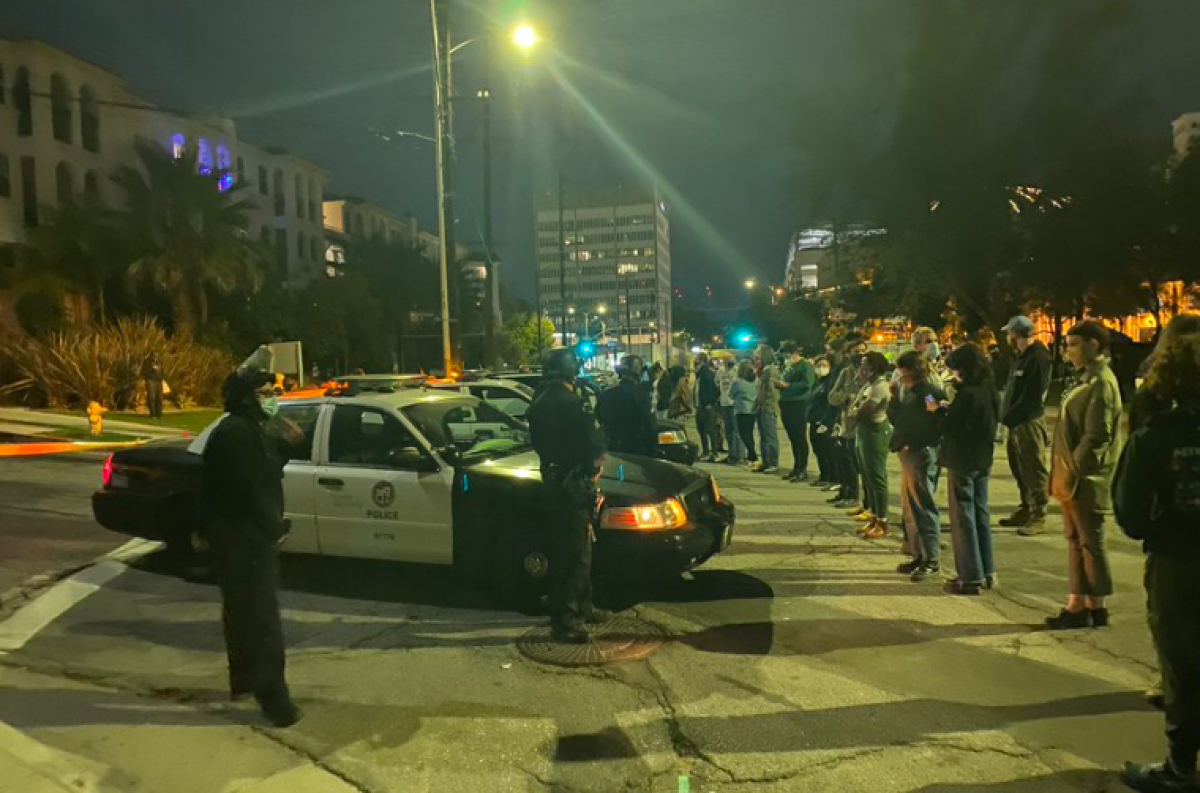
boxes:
[260,395,280,419]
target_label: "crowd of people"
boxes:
[636,314,1200,793]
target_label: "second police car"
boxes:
[93,389,734,609]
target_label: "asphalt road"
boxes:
[0,453,124,606]
[0,441,1167,792]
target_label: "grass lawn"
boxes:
[108,410,222,434]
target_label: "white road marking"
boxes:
[0,538,158,654]
[1020,567,1070,582]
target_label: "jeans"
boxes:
[736,413,758,462]
[948,468,993,583]
[696,405,724,456]
[811,423,834,481]
[856,422,892,519]
[722,406,743,461]
[835,435,860,500]
[780,401,810,474]
[758,410,780,468]
[1060,496,1114,597]
[899,446,941,562]
[1007,418,1049,514]
[1147,554,1200,773]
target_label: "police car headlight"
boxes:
[657,429,687,445]
[600,498,688,531]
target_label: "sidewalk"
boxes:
[0,408,190,440]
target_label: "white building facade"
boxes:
[536,188,671,363]
[0,38,327,285]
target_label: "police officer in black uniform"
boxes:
[201,347,301,728]
[596,355,658,457]
[527,348,610,643]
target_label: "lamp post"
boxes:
[429,5,539,375]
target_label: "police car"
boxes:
[92,389,734,608]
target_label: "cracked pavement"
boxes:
[0,446,1165,791]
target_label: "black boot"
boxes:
[999,506,1031,528]
[1120,760,1199,793]
[1045,608,1092,630]
[256,691,302,728]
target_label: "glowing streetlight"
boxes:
[596,304,608,315]
[568,306,576,315]
[744,278,757,290]
[512,23,539,51]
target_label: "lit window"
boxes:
[171,133,186,160]
[197,139,213,175]
[216,144,232,172]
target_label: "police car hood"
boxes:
[468,450,701,500]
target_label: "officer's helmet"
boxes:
[542,348,581,383]
[617,355,645,382]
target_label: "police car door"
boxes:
[468,385,531,422]
[273,402,322,555]
[314,404,454,564]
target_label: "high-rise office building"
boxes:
[535,187,671,362]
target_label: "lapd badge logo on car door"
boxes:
[372,481,395,508]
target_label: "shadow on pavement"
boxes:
[912,769,1110,791]
[682,618,1041,656]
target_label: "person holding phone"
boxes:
[887,350,948,580]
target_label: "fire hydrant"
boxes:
[86,401,106,437]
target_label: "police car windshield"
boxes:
[404,398,531,460]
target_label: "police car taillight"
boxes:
[102,454,114,488]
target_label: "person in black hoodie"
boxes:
[1115,331,1200,793]
[935,344,1000,596]
[999,316,1053,533]
[694,353,723,461]
[201,346,300,728]
[888,350,947,581]
[807,354,839,488]
[597,354,658,457]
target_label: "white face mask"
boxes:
[816,365,831,378]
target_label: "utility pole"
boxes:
[557,171,567,349]
[431,0,457,376]
[479,29,496,367]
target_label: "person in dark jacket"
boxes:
[807,354,838,488]
[143,354,164,420]
[652,362,670,420]
[999,316,1053,533]
[201,346,300,728]
[935,344,1000,596]
[888,350,947,580]
[694,353,724,461]
[596,355,658,457]
[528,348,610,643]
[777,342,817,481]
[1115,330,1200,793]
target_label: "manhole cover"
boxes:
[517,615,671,667]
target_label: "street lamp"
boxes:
[512,23,539,51]
[429,3,541,375]
[596,304,607,315]
[744,278,757,290]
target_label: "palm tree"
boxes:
[114,139,264,335]
[16,201,129,323]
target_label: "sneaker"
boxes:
[1090,607,1110,628]
[810,479,830,488]
[793,471,809,483]
[822,483,842,492]
[846,505,867,517]
[1017,519,1046,536]
[833,498,858,509]
[715,455,729,464]
[750,463,765,472]
[1045,608,1092,630]
[1120,760,1200,793]
[863,521,890,539]
[760,466,779,474]
[944,580,983,596]
[854,510,875,522]
[910,561,940,582]
[999,507,1032,528]
[984,575,998,590]
[896,559,922,575]
[826,492,845,503]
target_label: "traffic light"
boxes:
[733,329,757,349]
[576,341,596,359]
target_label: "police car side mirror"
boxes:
[390,447,438,473]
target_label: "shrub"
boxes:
[14,290,66,337]
[0,316,233,409]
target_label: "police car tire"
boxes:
[492,523,551,614]
[160,497,206,562]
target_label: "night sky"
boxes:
[7,1,1200,308]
